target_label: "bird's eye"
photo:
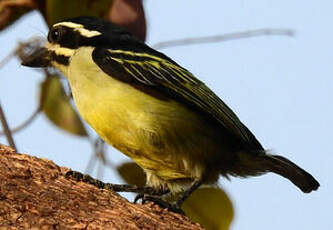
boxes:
[48,28,62,43]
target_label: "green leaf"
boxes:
[182,187,234,230]
[40,73,87,136]
[45,0,114,26]
[117,162,146,187]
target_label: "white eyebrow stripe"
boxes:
[53,21,102,38]
[53,22,83,28]
[75,28,102,37]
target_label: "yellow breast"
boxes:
[64,47,221,191]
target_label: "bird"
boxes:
[22,16,319,210]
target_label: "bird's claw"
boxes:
[134,193,144,203]
[134,194,185,215]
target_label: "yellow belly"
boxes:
[65,48,221,191]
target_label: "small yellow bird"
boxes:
[22,16,319,210]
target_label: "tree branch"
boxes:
[0,144,203,229]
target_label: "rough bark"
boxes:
[0,144,203,230]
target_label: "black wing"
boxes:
[92,47,263,150]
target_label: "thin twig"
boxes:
[0,52,15,69]
[0,102,17,151]
[97,158,105,180]
[152,28,294,50]
[85,136,101,174]
[0,106,41,136]
[85,151,98,175]
[85,136,115,176]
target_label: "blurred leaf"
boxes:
[0,0,36,31]
[44,0,114,26]
[40,73,87,136]
[182,187,234,230]
[117,162,146,187]
[109,0,146,41]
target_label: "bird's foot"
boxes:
[65,170,106,188]
[65,170,182,213]
[133,186,169,203]
[65,170,168,195]
[135,194,185,215]
[135,179,203,215]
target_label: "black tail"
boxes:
[262,154,319,193]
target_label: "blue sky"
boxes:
[0,1,331,229]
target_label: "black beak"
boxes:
[21,47,51,68]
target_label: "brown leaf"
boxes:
[0,0,37,31]
[40,73,87,136]
[109,0,146,41]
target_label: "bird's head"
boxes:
[21,16,136,70]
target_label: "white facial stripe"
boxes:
[75,27,102,37]
[53,21,102,38]
[46,43,75,57]
[53,21,83,29]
